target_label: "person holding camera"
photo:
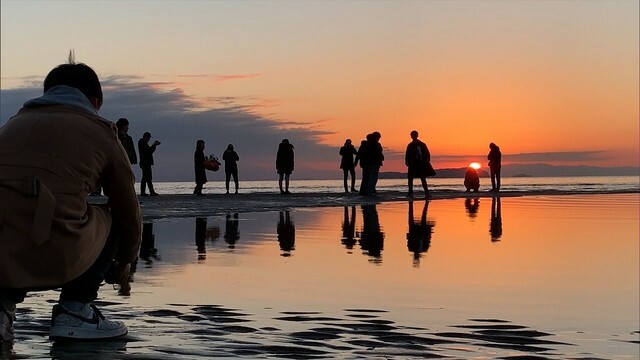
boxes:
[138,132,160,196]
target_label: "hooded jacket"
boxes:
[0,85,141,288]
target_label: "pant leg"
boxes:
[367,166,380,195]
[58,217,122,303]
[359,167,370,195]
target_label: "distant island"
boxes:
[379,164,639,179]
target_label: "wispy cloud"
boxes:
[214,73,261,82]
[434,151,609,164]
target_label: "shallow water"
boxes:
[4,194,639,359]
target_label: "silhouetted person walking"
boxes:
[356,138,370,195]
[277,211,295,256]
[365,132,384,196]
[339,139,358,193]
[487,142,502,192]
[223,144,240,194]
[194,140,206,196]
[405,130,434,198]
[276,139,294,194]
[138,131,160,196]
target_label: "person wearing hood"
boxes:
[0,59,141,341]
[487,143,502,192]
[276,139,294,194]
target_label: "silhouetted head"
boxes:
[116,118,129,132]
[143,132,151,140]
[227,144,234,151]
[345,139,352,145]
[196,139,205,150]
[490,142,499,150]
[410,130,418,140]
[44,62,103,110]
[282,139,289,145]
[371,131,381,142]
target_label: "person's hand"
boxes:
[153,140,161,146]
[111,262,131,285]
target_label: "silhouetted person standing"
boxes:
[464,166,480,192]
[406,200,435,267]
[365,132,384,196]
[277,211,295,256]
[138,131,160,196]
[405,130,433,198]
[490,197,503,242]
[487,143,502,192]
[224,213,240,248]
[223,144,240,194]
[339,139,358,193]
[276,139,294,194]
[194,140,206,196]
[356,138,370,195]
[116,118,137,165]
[341,206,357,250]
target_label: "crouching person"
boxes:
[0,60,141,341]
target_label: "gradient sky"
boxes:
[1,0,638,180]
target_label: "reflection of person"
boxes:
[224,213,240,248]
[464,167,480,192]
[339,139,358,193]
[490,197,503,242]
[359,205,384,262]
[195,218,207,260]
[223,144,240,194]
[341,206,357,250]
[405,130,433,198]
[276,139,294,194]
[406,200,435,266]
[194,140,207,196]
[365,132,384,196]
[465,198,480,218]
[0,60,141,340]
[138,131,160,196]
[487,143,502,192]
[139,222,160,266]
[277,211,296,256]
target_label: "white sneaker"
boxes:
[0,305,15,341]
[49,304,127,340]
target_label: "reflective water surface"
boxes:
[8,194,639,359]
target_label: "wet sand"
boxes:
[2,190,638,359]
[136,188,638,220]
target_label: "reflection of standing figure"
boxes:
[195,217,207,260]
[339,139,358,193]
[341,206,357,250]
[224,213,240,248]
[406,200,435,266]
[139,222,160,266]
[490,197,503,242]
[356,138,369,195]
[359,205,384,262]
[465,198,480,219]
[487,143,502,192]
[276,139,295,194]
[277,211,296,256]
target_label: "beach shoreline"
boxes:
[128,189,639,220]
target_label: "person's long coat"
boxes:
[194,149,207,185]
[118,132,137,164]
[0,101,141,288]
[339,144,357,170]
[276,143,294,174]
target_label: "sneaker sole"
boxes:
[50,326,127,340]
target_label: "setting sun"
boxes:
[469,162,481,170]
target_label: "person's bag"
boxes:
[204,154,221,171]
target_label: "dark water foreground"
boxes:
[2,193,638,359]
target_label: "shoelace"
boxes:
[89,304,106,321]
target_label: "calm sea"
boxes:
[152,175,640,195]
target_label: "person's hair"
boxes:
[410,130,418,138]
[345,139,351,144]
[116,118,129,129]
[143,132,151,138]
[282,139,289,144]
[227,144,234,150]
[196,139,205,148]
[43,61,103,108]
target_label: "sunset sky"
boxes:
[1,0,638,180]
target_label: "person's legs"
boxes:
[359,168,370,195]
[490,169,496,191]
[225,171,231,194]
[278,173,285,194]
[407,177,413,197]
[50,218,128,339]
[148,167,157,195]
[342,169,349,192]
[496,169,501,191]
[420,177,429,196]
[232,171,239,193]
[367,166,380,195]
[194,183,203,195]
[349,169,356,192]
[0,290,25,341]
[284,174,290,193]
